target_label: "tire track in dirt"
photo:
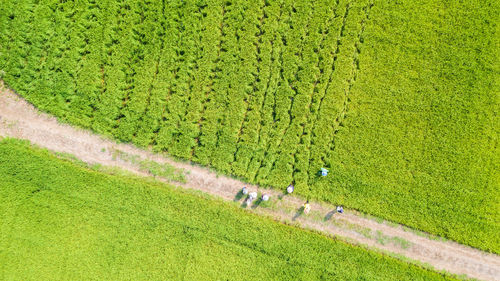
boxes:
[0,84,498,281]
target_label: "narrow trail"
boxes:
[0,85,499,281]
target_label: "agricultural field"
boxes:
[0,138,456,280]
[0,0,498,255]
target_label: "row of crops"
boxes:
[0,0,370,190]
[0,0,498,253]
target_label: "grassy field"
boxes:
[304,0,500,253]
[0,0,498,252]
[0,138,455,280]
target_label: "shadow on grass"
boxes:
[277,191,287,200]
[240,196,254,208]
[240,199,249,208]
[251,199,262,209]
[292,206,304,221]
[233,190,244,202]
[324,210,336,221]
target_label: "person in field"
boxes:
[337,205,344,214]
[303,201,311,214]
[241,186,248,195]
[246,192,257,206]
[320,167,329,177]
[261,194,269,201]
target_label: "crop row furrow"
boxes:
[305,0,352,185]
[244,0,285,182]
[167,3,207,159]
[38,2,81,122]
[156,2,194,153]
[293,0,346,189]
[131,0,168,147]
[308,0,372,185]
[6,3,46,107]
[252,2,291,184]
[324,1,374,164]
[256,0,314,187]
[173,3,218,160]
[113,2,152,138]
[117,1,165,142]
[9,1,98,129]
[211,0,258,174]
[193,0,240,166]
[230,0,270,178]
[190,3,226,161]
[46,1,101,128]
[135,2,184,149]
[292,0,340,191]
[92,1,136,137]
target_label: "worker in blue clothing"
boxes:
[320,168,329,177]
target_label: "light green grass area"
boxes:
[0,138,455,280]
[110,148,186,183]
[0,0,498,252]
[310,0,500,253]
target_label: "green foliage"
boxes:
[310,0,500,254]
[111,148,186,182]
[0,0,498,253]
[138,159,186,183]
[0,139,455,280]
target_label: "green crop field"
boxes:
[0,0,498,253]
[0,138,455,280]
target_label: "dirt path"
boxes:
[0,85,499,281]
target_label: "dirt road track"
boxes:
[0,86,499,280]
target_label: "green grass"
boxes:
[0,138,456,280]
[309,0,500,253]
[0,0,498,253]
[110,148,186,183]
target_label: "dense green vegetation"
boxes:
[0,0,498,252]
[0,138,455,280]
[314,0,500,253]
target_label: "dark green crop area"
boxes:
[0,0,498,253]
[0,138,455,280]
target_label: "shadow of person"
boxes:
[292,206,304,221]
[240,197,250,208]
[233,190,244,202]
[251,198,262,209]
[277,191,287,200]
[324,210,336,221]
